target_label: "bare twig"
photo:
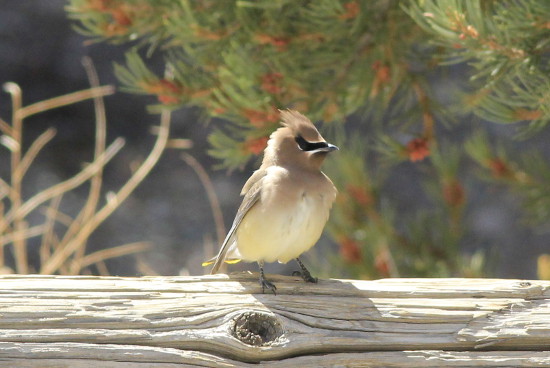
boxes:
[65,58,108,272]
[39,206,74,228]
[0,177,13,202]
[3,82,22,123]
[0,201,4,265]
[166,138,193,149]
[0,224,46,248]
[0,117,12,136]
[54,236,69,274]
[0,82,164,276]
[135,254,160,276]
[79,242,152,270]
[40,196,63,266]
[15,128,57,181]
[41,109,171,275]
[2,82,117,274]
[95,261,110,276]
[1,138,125,231]
[18,85,114,119]
[181,153,226,245]
[4,82,27,273]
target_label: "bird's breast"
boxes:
[235,183,333,264]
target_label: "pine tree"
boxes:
[66,0,550,279]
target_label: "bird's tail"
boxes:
[205,222,241,274]
[201,257,241,268]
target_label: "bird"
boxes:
[203,109,338,294]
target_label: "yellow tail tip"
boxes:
[201,259,242,267]
[225,259,242,265]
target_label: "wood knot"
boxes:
[232,311,283,346]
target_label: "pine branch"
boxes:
[407,0,550,132]
[68,0,423,168]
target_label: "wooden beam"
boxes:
[0,274,548,367]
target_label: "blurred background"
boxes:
[0,1,232,276]
[0,1,548,279]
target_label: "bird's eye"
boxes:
[295,135,329,151]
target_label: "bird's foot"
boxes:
[294,258,318,283]
[258,262,277,295]
[292,270,318,283]
[259,274,277,295]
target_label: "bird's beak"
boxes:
[326,143,339,152]
[312,143,339,153]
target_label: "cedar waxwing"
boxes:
[204,109,338,293]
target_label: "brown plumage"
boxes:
[206,109,338,293]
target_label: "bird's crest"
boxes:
[279,109,322,142]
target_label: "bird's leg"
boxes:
[258,261,277,295]
[294,258,318,283]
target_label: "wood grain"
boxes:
[0,274,548,367]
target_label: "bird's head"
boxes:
[262,109,338,170]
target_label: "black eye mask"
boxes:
[295,135,329,151]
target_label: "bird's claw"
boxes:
[259,276,277,295]
[294,258,318,283]
[303,273,318,283]
[292,270,318,283]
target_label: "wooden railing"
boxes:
[0,274,548,367]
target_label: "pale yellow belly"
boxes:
[235,195,329,263]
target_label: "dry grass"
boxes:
[0,60,176,275]
[0,60,229,276]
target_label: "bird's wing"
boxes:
[240,169,266,195]
[209,170,266,274]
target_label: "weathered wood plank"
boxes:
[0,274,548,366]
[0,343,549,367]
